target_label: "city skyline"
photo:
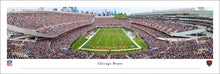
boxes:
[7,7,213,15]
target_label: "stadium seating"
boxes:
[7,12,213,59]
[125,24,213,59]
[130,19,200,34]
[93,18,129,28]
[7,11,96,36]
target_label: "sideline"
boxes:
[122,28,141,49]
[78,29,100,49]
[79,28,142,51]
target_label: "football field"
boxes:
[79,28,141,51]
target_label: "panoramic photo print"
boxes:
[7,7,213,59]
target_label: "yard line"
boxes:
[113,29,114,48]
[116,28,123,46]
[96,29,106,45]
[80,28,142,51]
[121,29,133,47]
[107,28,113,47]
[113,29,116,48]
[122,29,141,49]
[121,29,130,47]
[78,29,100,49]
[120,29,129,46]
[105,29,108,47]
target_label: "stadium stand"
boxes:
[130,18,200,34]
[93,18,129,28]
[7,11,213,59]
[7,11,96,36]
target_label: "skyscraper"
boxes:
[73,7,79,13]
[114,10,117,14]
[53,8,58,11]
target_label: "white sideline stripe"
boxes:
[122,29,142,49]
[78,29,100,49]
[80,48,141,51]
[79,28,142,51]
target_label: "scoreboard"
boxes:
[114,14,127,18]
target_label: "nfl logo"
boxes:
[7,60,12,66]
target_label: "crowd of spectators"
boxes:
[7,11,96,36]
[144,37,213,59]
[7,11,95,30]
[90,54,109,59]
[39,20,93,35]
[7,40,25,59]
[7,39,53,59]
[110,54,128,59]
[93,18,129,28]
[124,24,212,59]
[126,25,169,50]
[130,23,178,38]
[7,25,97,59]
[7,16,213,59]
[130,18,200,34]
[50,25,97,51]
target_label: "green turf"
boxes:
[70,28,148,54]
[124,28,148,49]
[83,28,138,50]
[70,36,87,49]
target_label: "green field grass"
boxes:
[70,28,148,54]
[82,28,138,50]
[124,28,148,49]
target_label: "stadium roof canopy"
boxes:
[131,10,213,18]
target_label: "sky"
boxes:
[7,7,213,15]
